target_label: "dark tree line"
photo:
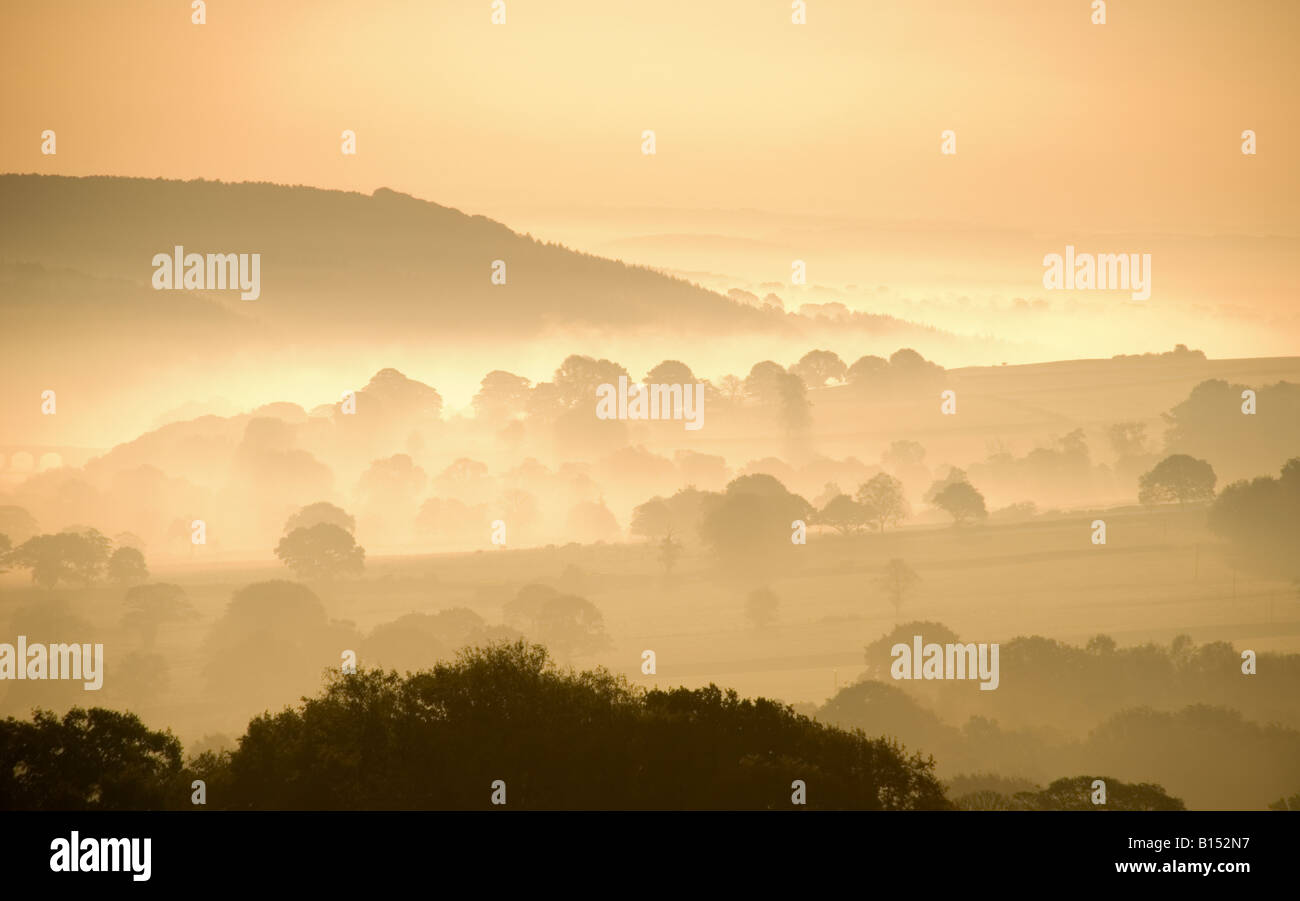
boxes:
[2,641,951,811]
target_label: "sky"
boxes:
[2,0,1296,237]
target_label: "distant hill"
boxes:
[0,174,782,339]
[0,174,972,446]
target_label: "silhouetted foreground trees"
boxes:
[0,708,184,810]
[2,642,952,811]
[952,775,1184,811]
[211,642,949,810]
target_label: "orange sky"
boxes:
[2,0,1297,238]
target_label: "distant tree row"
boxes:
[470,348,945,425]
[1,527,147,588]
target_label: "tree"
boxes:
[351,367,443,420]
[107,546,149,585]
[1107,421,1148,458]
[888,348,945,385]
[846,354,890,389]
[744,587,779,628]
[815,494,868,535]
[358,454,428,502]
[933,481,987,525]
[432,458,494,503]
[1138,454,1216,506]
[716,374,746,407]
[882,439,926,469]
[7,530,111,588]
[0,506,39,545]
[504,585,609,658]
[631,497,672,540]
[791,350,846,387]
[284,501,356,536]
[644,360,695,384]
[743,361,813,434]
[202,580,361,712]
[855,473,910,532]
[743,360,787,404]
[1268,791,1300,811]
[864,621,960,678]
[553,354,629,409]
[631,488,708,543]
[179,641,953,809]
[1162,379,1300,483]
[472,370,532,423]
[275,523,365,579]
[700,475,811,572]
[658,530,682,576]
[876,558,920,619]
[122,583,197,649]
[0,533,10,573]
[1023,776,1184,811]
[495,488,540,542]
[1207,458,1300,582]
[0,708,183,810]
[924,467,968,504]
[958,776,1184,811]
[533,594,610,658]
[777,371,813,437]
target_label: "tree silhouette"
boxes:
[0,506,39,545]
[180,641,952,810]
[1208,458,1300,582]
[716,374,745,407]
[700,475,811,573]
[816,494,868,535]
[630,488,707,543]
[864,621,961,679]
[1138,454,1216,506]
[791,350,846,387]
[7,530,111,587]
[1162,379,1300,482]
[876,558,921,619]
[0,708,183,810]
[283,501,356,536]
[745,587,779,628]
[1268,791,1300,811]
[846,354,890,391]
[856,473,910,532]
[957,776,1184,810]
[107,546,149,585]
[275,523,365,579]
[553,354,629,409]
[504,585,609,659]
[644,360,695,384]
[472,370,532,423]
[122,583,197,649]
[202,580,361,713]
[933,481,987,525]
[743,360,788,405]
[657,529,682,576]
